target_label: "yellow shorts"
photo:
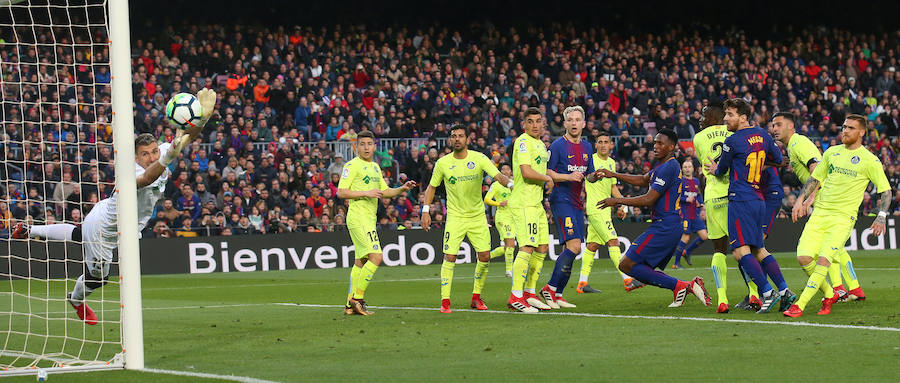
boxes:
[511,206,549,247]
[348,222,381,259]
[705,196,728,240]
[494,210,515,240]
[586,214,617,245]
[443,214,492,255]
[797,212,856,263]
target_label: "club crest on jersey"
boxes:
[851,155,860,164]
[467,161,475,169]
[583,153,589,161]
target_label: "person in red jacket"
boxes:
[306,187,326,217]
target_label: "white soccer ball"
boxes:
[165,93,203,130]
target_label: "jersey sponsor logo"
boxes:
[448,174,480,184]
[654,177,666,186]
[535,156,543,164]
[448,176,457,184]
[341,167,350,179]
[518,141,528,153]
[567,164,588,172]
[828,164,857,177]
[362,175,372,184]
[467,161,476,169]
[851,155,860,164]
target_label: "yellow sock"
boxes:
[441,260,455,300]
[795,264,828,310]
[511,251,531,296]
[353,261,379,299]
[525,252,547,291]
[828,262,843,288]
[347,265,361,305]
[579,249,595,283]
[473,261,489,294]
[608,245,626,279]
[490,247,505,259]
[504,247,515,274]
[711,253,728,305]
[838,250,860,290]
[802,260,834,298]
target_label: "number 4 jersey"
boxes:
[693,124,732,200]
[715,126,783,201]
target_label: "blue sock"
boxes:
[738,254,773,294]
[685,237,704,256]
[761,255,788,292]
[673,240,687,265]
[548,248,577,294]
[628,263,679,290]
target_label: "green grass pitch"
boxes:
[3,250,900,382]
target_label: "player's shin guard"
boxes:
[473,261,489,294]
[738,254,773,295]
[837,250,860,290]
[627,263,678,290]
[828,261,843,288]
[441,260,455,299]
[579,249,595,283]
[525,252,547,292]
[737,259,760,299]
[353,262,379,299]
[548,248,576,294]
[796,264,829,311]
[608,245,627,278]
[801,260,834,298]
[347,265,361,305]
[761,255,789,292]
[685,237,705,255]
[504,247,515,274]
[711,252,728,305]
[673,240,687,265]
[511,251,531,297]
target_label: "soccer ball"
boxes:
[165,93,203,129]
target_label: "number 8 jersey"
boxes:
[715,126,783,201]
[693,125,732,200]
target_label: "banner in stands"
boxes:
[3,218,895,278]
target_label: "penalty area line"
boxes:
[276,303,900,333]
[142,367,280,383]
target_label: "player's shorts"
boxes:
[727,199,765,251]
[624,217,683,269]
[586,213,617,245]
[82,203,116,279]
[761,192,782,237]
[494,210,515,240]
[348,222,382,259]
[551,204,585,243]
[682,217,706,234]
[443,214,491,255]
[705,196,728,240]
[797,212,856,263]
[511,206,549,247]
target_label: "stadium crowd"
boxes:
[2,21,900,238]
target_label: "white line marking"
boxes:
[275,303,900,333]
[142,367,279,383]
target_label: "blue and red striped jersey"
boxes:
[648,158,682,220]
[715,127,783,202]
[680,177,703,220]
[548,136,595,211]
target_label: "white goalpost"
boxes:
[0,0,142,376]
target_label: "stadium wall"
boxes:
[3,219,895,277]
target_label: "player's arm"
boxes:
[600,163,673,209]
[520,164,553,187]
[420,164,443,230]
[610,183,628,218]
[482,156,513,188]
[599,188,662,209]
[137,138,188,189]
[547,169,582,182]
[382,180,417,198]
[594,169,650,187]
[484,184,501,207]
[791,172,821,222]
[869,159,893,236]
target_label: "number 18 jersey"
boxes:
[693,125,732,200]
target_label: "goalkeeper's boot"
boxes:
[779,289,798,313]
[833,285,849,302]
[818,294,839,315]
[747,295,763,311]
[783,304,803,318]
[756,289,781,314]
[440,298,452,314]
[507,294,538,313]
[538,286,561,309]
[11,222,29,239]
[67,293,97,325]
[733,296,750,311]
[348,298,374,316]
[847,287,866,301]
[470,294,487,311]
[624,278,645,292]
[716,302,730,314]
[690,277,712,306]
[669,280,691,308]
[526,291,552,310]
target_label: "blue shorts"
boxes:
[625,217,683,269]
[682,217,707,234]
[727,199,765,251]
[762,195,781,237]
[551,204,585,243]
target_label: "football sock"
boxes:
[801,260,834,298]
[711,252,728,305]
[548,248,576,294]
[737,261,760,299]
[490,247,505,259]
[673,240,687,265]
[628,263,678,290]
[347,265,361,305]
[440,260,455,300]
[69,275,89,301]
[685,237,705,256]
[738,254,773,295]
[760,255,789,292]
[472,261,489,294]
[838,250,861,290]
[608,245,627,278]
[511,250,531,298]
[795,264,829,310]
[525,252,547,292]
[828,262,843,288]
[30,224,76,241]
[352,261,378,300]
[504,247,515,274]
[578,249,595,283]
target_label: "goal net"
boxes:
[0,0,140,375]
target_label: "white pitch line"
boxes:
[275,302,900,333]
[142,367,280,383]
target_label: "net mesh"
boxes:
[0,0,124,371]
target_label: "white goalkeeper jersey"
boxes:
[91,142,171,243]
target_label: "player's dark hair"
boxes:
[524,107,542,119]
[449,124,467,135]
[595,130,611,142]
[723,98,752,120]
[499,162,511,170]
[357,130,375,141]
[134,133,157,149]
[845,114,868,129]
[773,112,795,126]
[658,128,678,145]
[706,99,725,110]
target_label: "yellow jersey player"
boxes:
[338,131,417,316]
[422,125,513,313]
[507,107,554,313]
[784,114,891,317]
[484,163,516,277]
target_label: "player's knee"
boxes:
[444,254,458,263]
[476,252,490,263]
[618,261,631,274]
[537,244,549,253]
[367,253,383,266]
[607,239,619,247]
[565,240,581,253]
[797,255,814,265]
[816,256,830,267]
